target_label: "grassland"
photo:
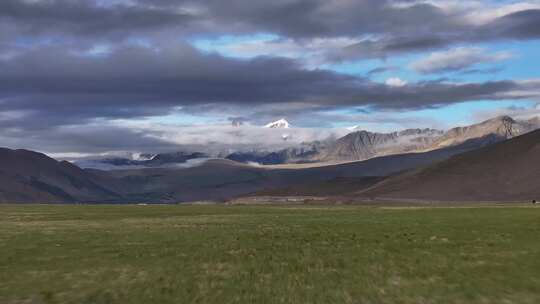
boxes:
[1,204,540,304]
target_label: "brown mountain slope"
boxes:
[360,129,540,202]
[0,148,122,203]
[318,115,540,163]
[319,128,442,162]
[430,115,538,149]
[232,139,488,200]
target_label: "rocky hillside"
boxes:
[227,116,540,165]
[360,128,540,202]
[431,116,539,149]
[319,128,442,162]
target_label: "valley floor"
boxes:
[1,204,540,303]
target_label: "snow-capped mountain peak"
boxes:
[132,153,156,161]
[264,118,290,129]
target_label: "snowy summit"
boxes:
[264,118,290,129]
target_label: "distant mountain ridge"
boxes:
[230,115,540,164]
[319,128,443,162]
[225,141,327,165]
[430,115,536,149]
[76,151,209,170]
[76,115,540,169]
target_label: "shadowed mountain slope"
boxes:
[0,148,123,203]
[360,129,540,202]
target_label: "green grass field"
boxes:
[1,204,540,304]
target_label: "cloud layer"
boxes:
[410,47,512,74]
[1,0,539,156]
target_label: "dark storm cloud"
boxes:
[0,121,183,154]
[0,0,197,38]
[1,0,540,155]
[0,43,367,126]
[485,9,540,40]
[1,43,538,131]
[328,35,459,61]
[0,0,450,52]
[2,1,538,49]
[329,9,540,61]
[196,0,457,38]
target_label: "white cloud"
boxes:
[195,36,362,67]
[470,102,540,123]
[463,1,540,25]
[385,77,408,87]
[394,0,540,25]
[112,119,349,152]
[410,47,512,74]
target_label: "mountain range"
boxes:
[76,115,539,169]
[2,115,540,204]
[227,115,540,164]
[0,139,473,203]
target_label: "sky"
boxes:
[0,0,539,157]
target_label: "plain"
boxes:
[1,204,540,304]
